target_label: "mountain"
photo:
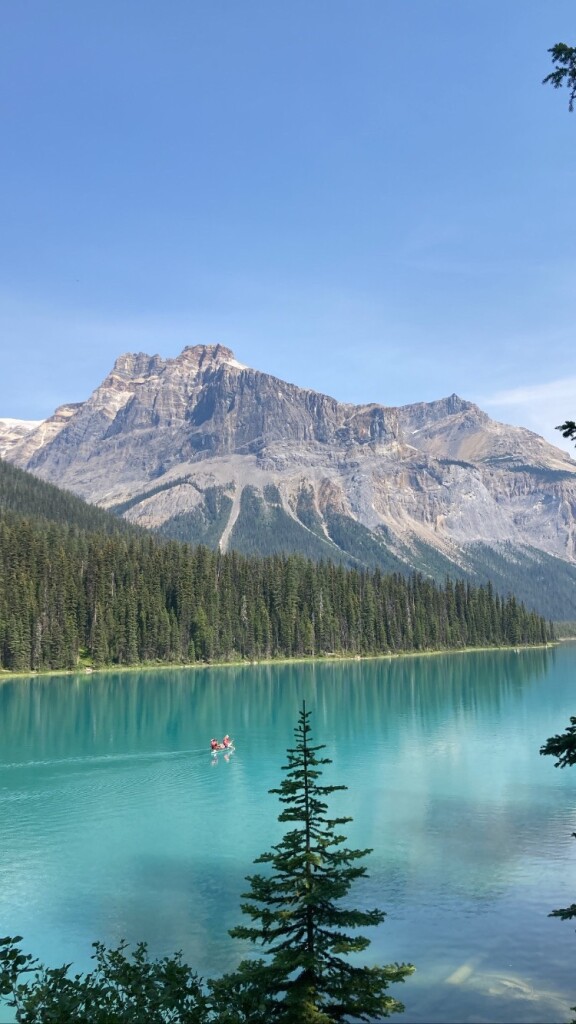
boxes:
[0,457,139,537]
[3,344,576,618]
[0,417,43,457]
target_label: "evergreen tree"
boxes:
[541,717,576,770]
[541,717,576,1022]
[0,500,554,673]
[543,43,576,111]
[540,718,576,923]
[227,702,414,1022]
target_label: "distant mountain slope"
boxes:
[0,418,43,457]
[2,344,576,619]
[0,450,553,679]
[0,457,135,536]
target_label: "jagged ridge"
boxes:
[2,344,576,618]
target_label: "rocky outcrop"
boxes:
[2,345,576,600]
[0,418,43,458]
[1,405,84,464]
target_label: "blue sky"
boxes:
[1,1,575,451]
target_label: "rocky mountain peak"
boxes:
[400,393,483,427]
[3,345,576,610]
[442,393,474,414]
[178,343,240,367]
[107,345,244,386]
[110,352,165,379]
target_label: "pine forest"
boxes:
[0,503,551,672]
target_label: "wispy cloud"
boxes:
[478,377,576,454]
[482,377,576,409]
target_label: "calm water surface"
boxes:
[1,647,576,1023]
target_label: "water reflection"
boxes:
[0,646,555,765]
[0,645,574,1024]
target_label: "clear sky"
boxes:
[2,1,575,451]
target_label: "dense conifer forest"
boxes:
[0,458,552,672]
[0,457,137,537]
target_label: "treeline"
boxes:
[0,508,552,672]
[0,457,136,537]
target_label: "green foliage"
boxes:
[0,458,134,537]
[323,512,407,574]
[558,420,576,442]
[551,622,576,639]
[0,936,208,1023]
[226,702,413,1021]
[541,717,576,769]
[0,458,553,673]
[549,904,576,923]
[541,716,576,1021]
[158,488,234,547]
[462,542,576,622]
[230,486,348,562]
[0,935,37,999]
[295,485,331,540]
[543,44,576,111]
[0,506,553,672]
[209,959,280,1023]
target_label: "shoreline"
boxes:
[0,640,563,682]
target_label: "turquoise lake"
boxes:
[1,646,576,1023]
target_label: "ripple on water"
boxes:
[2,652,576,1024]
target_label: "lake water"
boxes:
[1,646,576,1023]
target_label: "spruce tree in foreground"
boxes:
[223,701,414,1022]
[0,706,413,1023]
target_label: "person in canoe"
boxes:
[211,736,233,752]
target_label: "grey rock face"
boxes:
[0,418,43,458]
[2,344,576,577]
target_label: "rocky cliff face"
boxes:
[0,418,43,458]
[3,344,576,616]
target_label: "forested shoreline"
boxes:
[0,507,552,673]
